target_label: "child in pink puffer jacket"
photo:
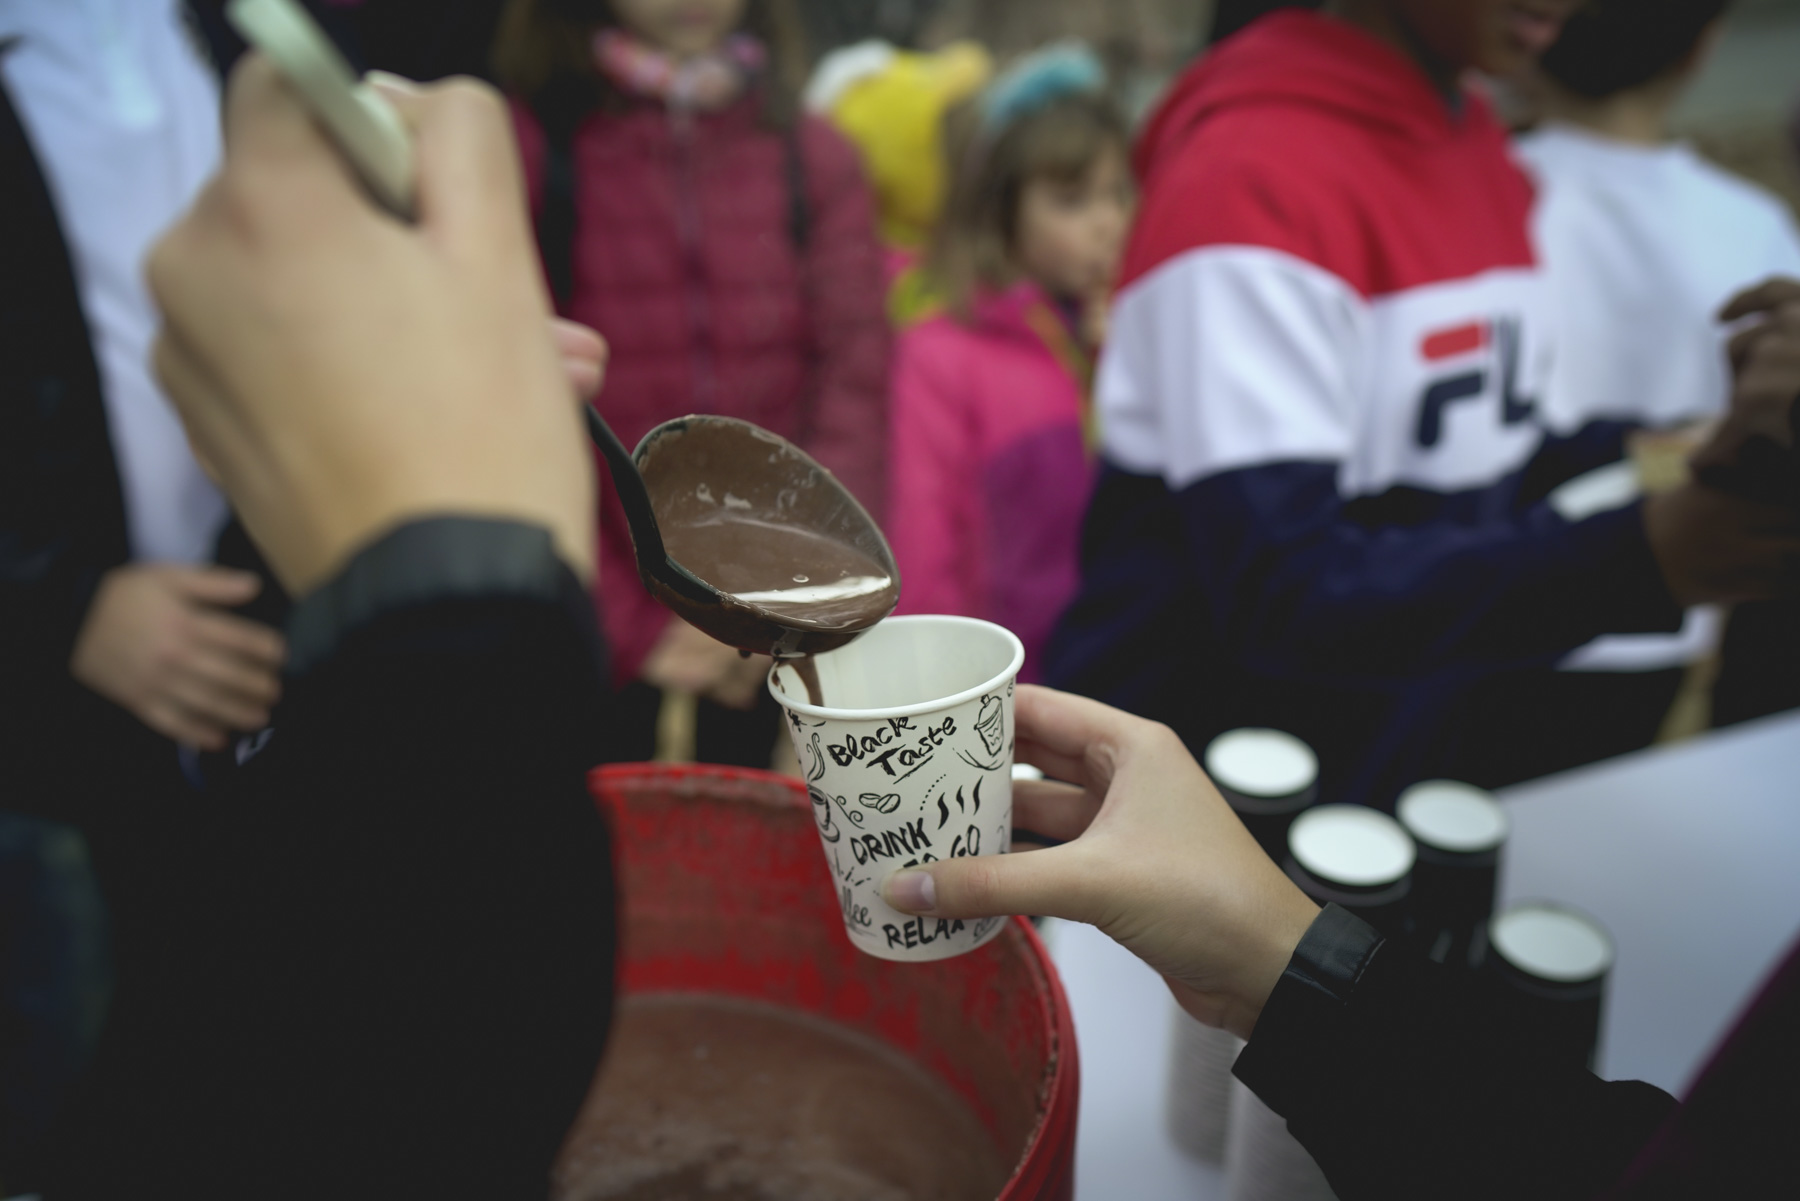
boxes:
[888,46,1134,679]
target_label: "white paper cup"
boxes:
[768,615,1025,962]
[1166,1005,1242,1163]
[1225,1077,1338,1201]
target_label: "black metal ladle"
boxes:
[583,406,899,659]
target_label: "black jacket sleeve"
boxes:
[44,518,618,1199]
[1234,905,1677,1201]
[0,60,137,820]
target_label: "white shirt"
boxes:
[0,0,226,565]
[1518,120,1800,672]
[1518,120,1800,433]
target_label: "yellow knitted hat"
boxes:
[806,40,994,250]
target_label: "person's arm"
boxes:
[0,581,124,825]
[0,508,112,731]
[0,61,285,796]
[1691,278,1800,510]
[876,685,1681,1200]
[116,57,613,1191]
[792,116,891,523]
[151,517,616,1194]
[1237,906,1676,1201]
[0,60,116,709]
[1099,248,1795,683]
[887,326,980,617]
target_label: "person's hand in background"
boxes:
[148,58,594,596]
[881,686,1319,1040]
[70,565,285,749]
[1641,278,1800,604]
[1689,277,1800,508]
[641,618,773,710]
[1644,481,1800,605]
[553,317,607,402]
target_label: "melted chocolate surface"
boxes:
[556,995,1009,1201]
[634,418,899,660]
[659,519,895,631]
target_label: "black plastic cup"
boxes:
[1397,780,1508,972]
[1284,804,1416,936]
[1205,729,1319,862]
[1486,900,1615,1071]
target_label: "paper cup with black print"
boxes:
[768,615,1025,962]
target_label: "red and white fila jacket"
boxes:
[1046,11,1683,807]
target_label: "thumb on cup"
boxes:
[883,846,1078,923]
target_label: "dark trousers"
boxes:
[0,814,108,1192]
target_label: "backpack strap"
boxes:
[783,124,810,253]
[533,82,588,309]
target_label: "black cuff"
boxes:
[1233,903,1384,1118]
[285,518,577,676]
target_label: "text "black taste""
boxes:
[827,716,957,777]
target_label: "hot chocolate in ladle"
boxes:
[584,409,900,670]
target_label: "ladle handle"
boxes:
[584,404,668,565]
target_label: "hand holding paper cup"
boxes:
[769,616,1025,962]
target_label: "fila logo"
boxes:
[1414,317,1536,448]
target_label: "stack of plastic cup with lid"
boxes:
[1487,900,1615,1071]
[1284,804,1416,934]
[1397,779,1509,972]
[1227,803,1416,1201]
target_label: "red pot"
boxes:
[588,762,1080,1200]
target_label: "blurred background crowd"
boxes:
[1,0,1798,1190]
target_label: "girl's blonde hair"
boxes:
[493,0,809,127]
[924,91,1129,320]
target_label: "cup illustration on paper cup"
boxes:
[769,615,1025,962]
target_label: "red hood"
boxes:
[1135,11,1473,188]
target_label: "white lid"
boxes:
[1397,780,1508,853]
[1288,805,1415,887]
[1491,903,1614,983]
[1204,729,1317,797]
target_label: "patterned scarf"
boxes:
[593,29,766,114]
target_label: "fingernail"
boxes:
[364,69,422,96]
[884,870,936,914]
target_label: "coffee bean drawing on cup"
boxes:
[859,792,903,814]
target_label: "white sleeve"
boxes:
[1767,206,1800,279]
[1096,245,1369,490]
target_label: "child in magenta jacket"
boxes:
[888,47,1134,680]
